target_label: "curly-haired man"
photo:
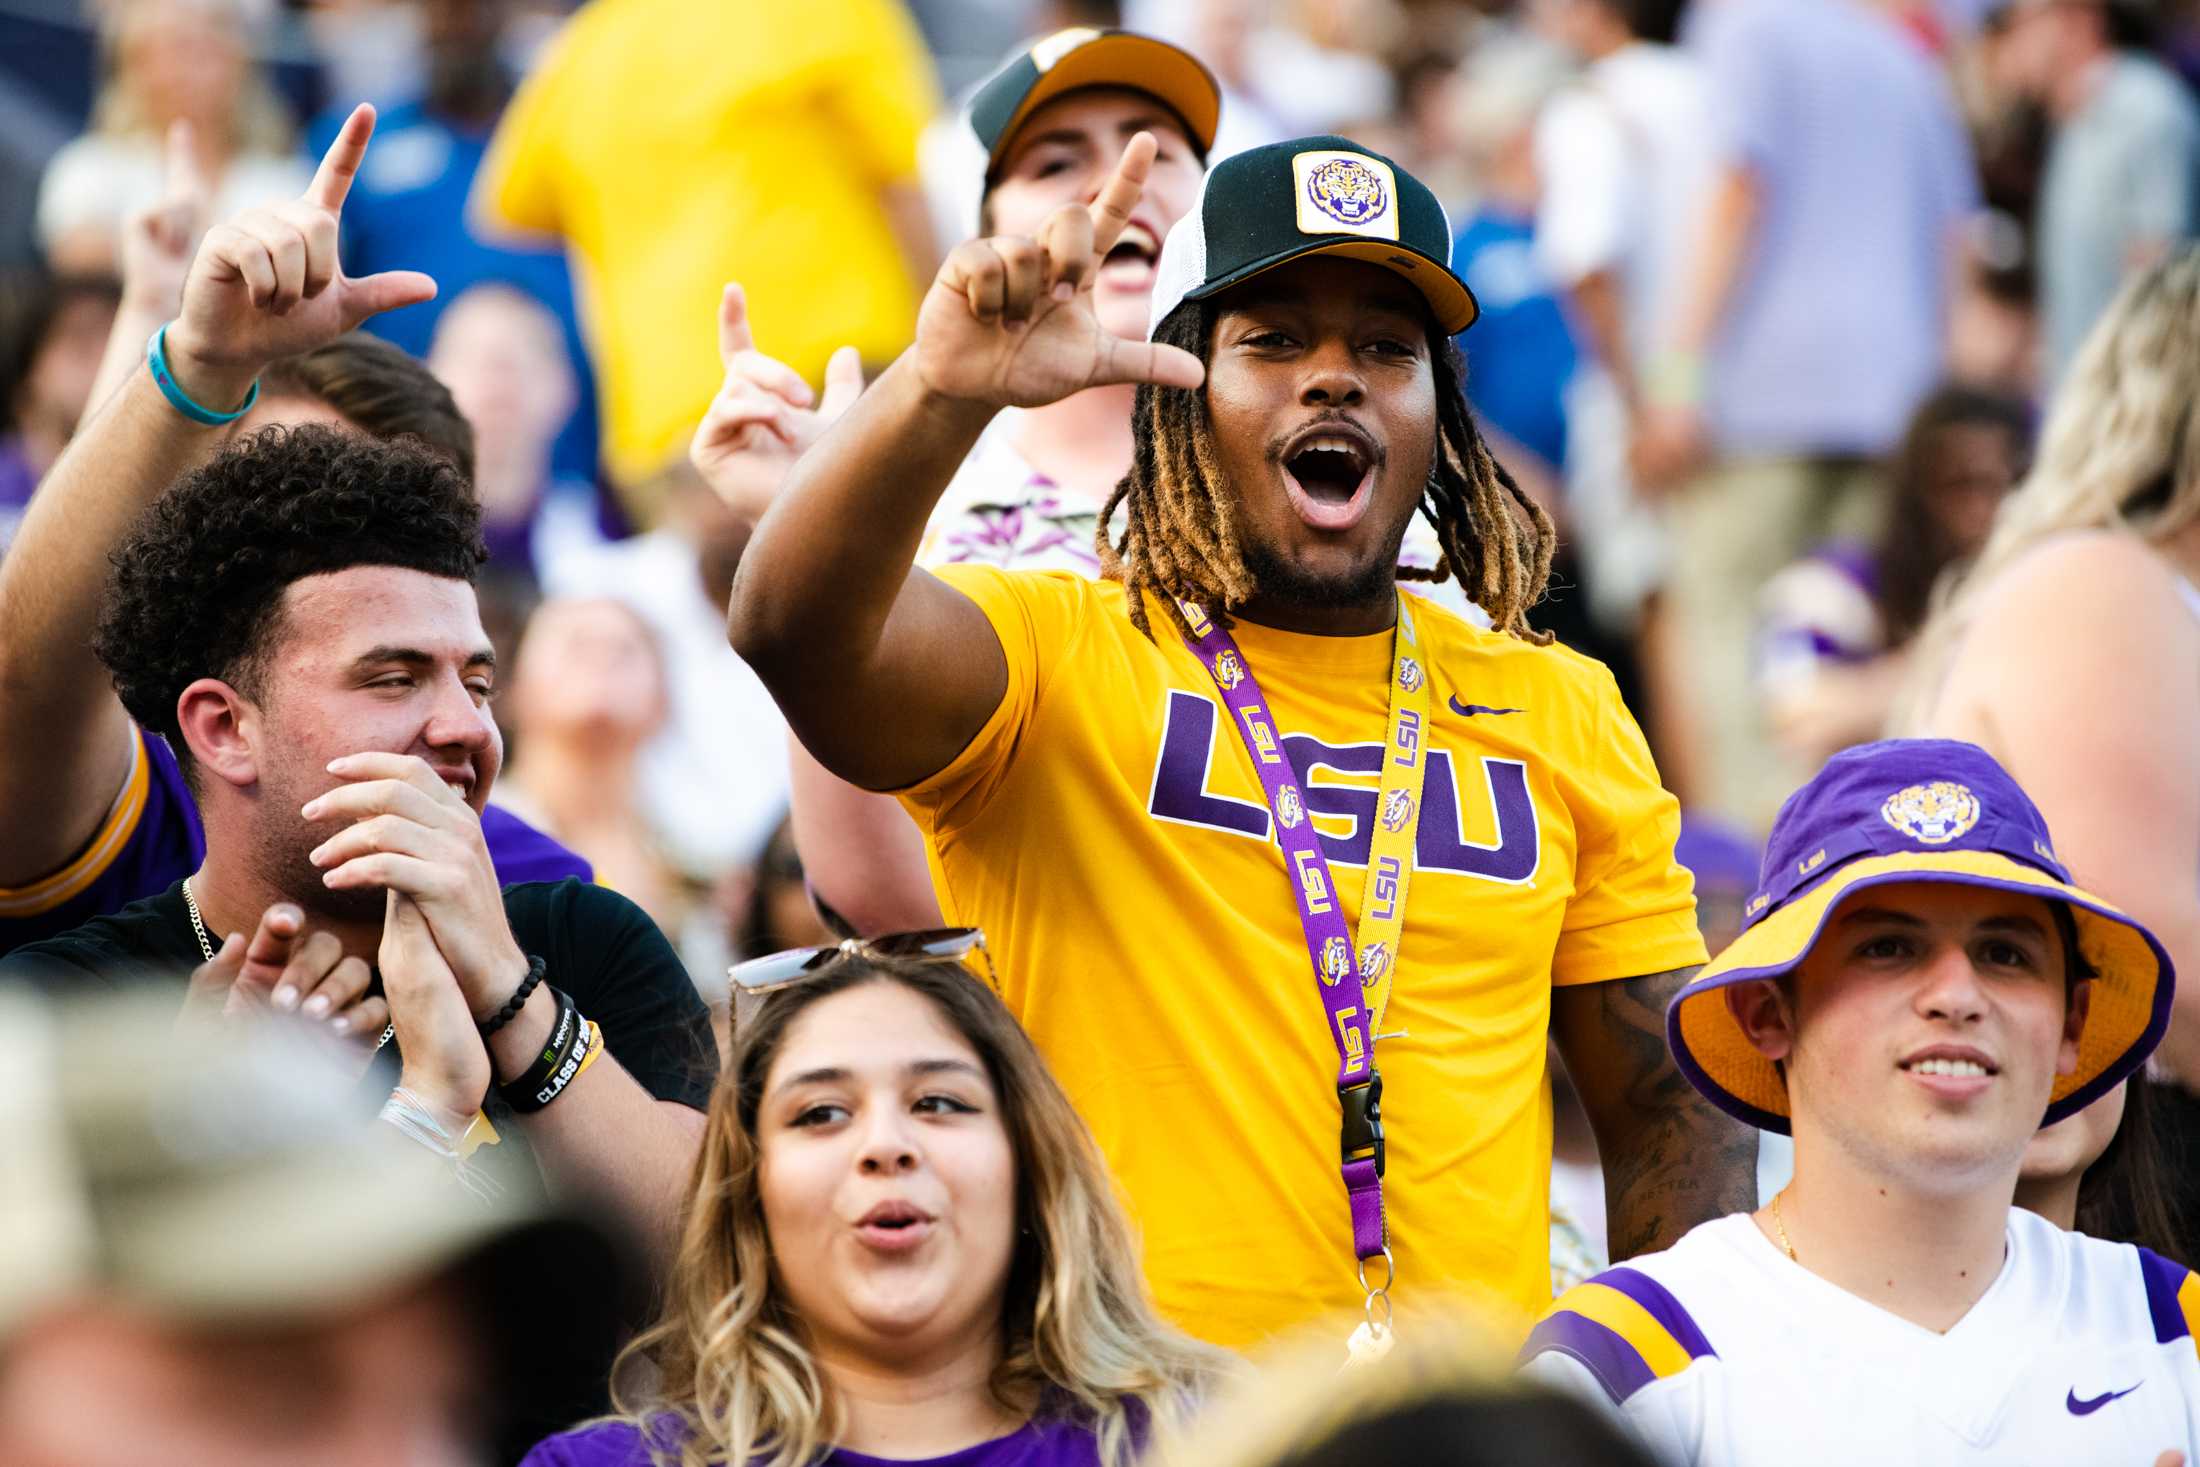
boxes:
[3,421,713,1257]
[0,107,584,959]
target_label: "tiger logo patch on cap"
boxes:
[1293,151,1400,241]
[1881,782,1982,846]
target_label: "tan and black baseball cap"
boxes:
[0,986,632,1428]
[1148,135,1479,338]
[967,27,1222,177]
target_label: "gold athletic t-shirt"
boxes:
[899,568,1706,1348]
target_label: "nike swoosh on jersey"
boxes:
[2066,1383,2141,1415]
[1448,696,1525,717]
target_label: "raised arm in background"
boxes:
[0,105,433,888]
[689,282,945,933]
[725,133,1202,791]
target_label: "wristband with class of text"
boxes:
[511,1017,598,1115]
[478,954,547,1037]
[146,323,260,425]
[496,987,594,1115]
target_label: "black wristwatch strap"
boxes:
[479,955,547,1037]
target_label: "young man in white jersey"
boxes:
[1522,737,2194,1465]
[728,131,1752,1347]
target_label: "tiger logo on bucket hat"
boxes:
[1667,739,2173,1134]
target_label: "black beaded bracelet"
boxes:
[496,987,594,1115]
[479,955,548,1037]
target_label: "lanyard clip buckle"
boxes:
[1340,1072,1385,1177]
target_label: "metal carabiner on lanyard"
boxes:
[1346,1247,1398,1365]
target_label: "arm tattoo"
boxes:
[1551,964,1758,1261]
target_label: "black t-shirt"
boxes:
[0,877,720,1195]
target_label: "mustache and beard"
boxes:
[1235,533,1403,613]
[247,753,417,926]
[1233,448,1423,618]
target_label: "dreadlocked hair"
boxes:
[1096,299,1556,644]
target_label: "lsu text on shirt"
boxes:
[1521,1209,2200,1465]
[898,568,1705,1347]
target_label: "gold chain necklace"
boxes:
[181,877,394,1053]
[1769,1187,1799,1262]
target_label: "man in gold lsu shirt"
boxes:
[729,133,1756,1349]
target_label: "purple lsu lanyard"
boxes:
[1172,596,1399,1268]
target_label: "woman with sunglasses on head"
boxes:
[522,933,1228,1467]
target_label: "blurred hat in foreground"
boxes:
[0,985,631,1425]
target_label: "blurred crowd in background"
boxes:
[4,0,2199,1219]
[7,0,2198,1004]
[3,0,2200,1460]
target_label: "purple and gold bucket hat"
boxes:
[1667,739,2173,1134]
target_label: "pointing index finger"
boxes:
[305,103,377,214]
[242,905,304,975]
[161,119,209,208]
[718,283,753,368]
[1088,132,1157,259]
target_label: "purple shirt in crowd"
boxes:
[522,1416,1106,1467]
[1683,0,1977,457]
[0,434,37,553]
[0,727,590,955]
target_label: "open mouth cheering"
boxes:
[1278,417,1381,531]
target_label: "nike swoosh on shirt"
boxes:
[2067,1384,2142,1415]
[1448,696,1524,718]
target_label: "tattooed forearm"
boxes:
[1550,965,1757,1260]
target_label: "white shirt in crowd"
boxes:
[540,531,790,876]
[1531,40,1717,362]
[1521,1208,2200,1465]
[37,136,310,255]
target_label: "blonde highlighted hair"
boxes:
[1900,249,2200,726]
[92,0,295,156]
[605,954,1229,1467]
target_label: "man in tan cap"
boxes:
[0,987,629,1467]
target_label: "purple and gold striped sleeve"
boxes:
[1519,1266,1718,1406]
[2139,1248,2200,1364]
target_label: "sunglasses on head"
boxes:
[726,927,998,998]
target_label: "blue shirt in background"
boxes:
[1450,207,1579,475]
[306,102,605,497]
